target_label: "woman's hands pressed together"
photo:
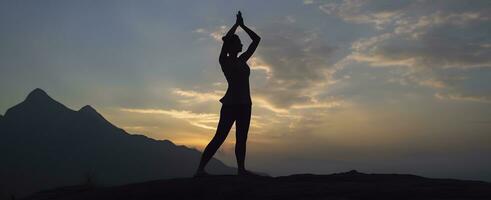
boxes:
[236,11,244,26]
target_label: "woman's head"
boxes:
[223,34,243,55]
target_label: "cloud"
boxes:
[320,0,491,102]
[209,26,228,41]
[381,19,486,69]
[418,79,447,89]
[348,11,491,69]
[194,26,228,41]
[166,87,345,137]
[121,106,267,130]
[291,100,344,109]
[171,88,292,115]
[249,56,273,79]
[319,0,408,30]
[303,0,314,5]
[121,108,219,130]
[172,88,223,104]
[435,93,491,104]
[320,1,491,68]
[193,28,206,34]
[251,22,342,110]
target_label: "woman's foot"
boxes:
[194,170,211,178]
[237,169,260,177]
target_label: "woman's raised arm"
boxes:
[238,24,261,62]
[219,15,240,63]
[237,11,261,62]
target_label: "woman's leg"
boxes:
[235,104,251,173]
[196,105,235,173]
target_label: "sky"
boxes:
[1,0,490,181]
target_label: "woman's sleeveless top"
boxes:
[219,58,252,105]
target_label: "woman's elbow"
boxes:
[254,36,261,43]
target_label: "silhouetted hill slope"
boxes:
[0,89,235,199]
[24,170,491,200]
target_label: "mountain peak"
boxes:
[4,88,70,119]
[24,88,60,106]
[77,105,110,124]
[79,105,97,113]
[26,88,49,100]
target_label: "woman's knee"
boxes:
[236,131,248,142]
[212,132,228,142]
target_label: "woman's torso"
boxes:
[219,58,251,105]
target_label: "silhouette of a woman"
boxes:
[196,11,261,176]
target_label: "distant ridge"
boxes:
[0,89,235,199]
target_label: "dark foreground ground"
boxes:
[23,170,491,200]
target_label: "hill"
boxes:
[24,170,491,200]
[0,89,235,199]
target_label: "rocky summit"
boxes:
[24,170,491,200]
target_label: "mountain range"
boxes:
[0,89,235,198]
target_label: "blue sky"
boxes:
[1,0,490,180]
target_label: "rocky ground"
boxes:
[23,170,491,200]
